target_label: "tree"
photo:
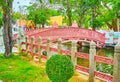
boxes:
[0,7,2,28]
[26,3,40,26]
[74,0,89,27]
[50,0,75,26]
[87,0,101,30]
[26,2,59,28]
[12,12,23,24]
[100,0,119,31]
[35,0,119,30]
[113,0,120,31]
[0,0,14,57]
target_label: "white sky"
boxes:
[13,0,31,12]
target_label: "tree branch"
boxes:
[102,2,110,10]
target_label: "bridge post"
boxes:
[57,38,62,54]
[46,38,51,59]
[52,21,58,28]
[70,20,78,28]
[25,37,28,53]
[113,44,120,82]
[31,36,35,60]
[71,41,77,68]
[17,37,21,53]
[38,37,42,62]
[89,41,96,82]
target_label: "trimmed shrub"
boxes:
[46,54,74,82]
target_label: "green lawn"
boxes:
[0,54,50,82]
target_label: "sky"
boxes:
[13,0,31,12]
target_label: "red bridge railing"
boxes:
[19,37,120,82]
[25,28,105,48]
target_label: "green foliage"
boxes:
[50,0,76,26]
[12,12,22,21]
[90,19,104,29]
[34,0,120,29]
[0,8,2,27]
[26,3,59,27]
[97,63,113,75]
[27,0,120,29]
[0,54,50,82]
[46,54,74,82]
[88,0,101,8]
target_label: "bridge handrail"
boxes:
[22,41,114,65]
[21,38,115,82]
[25,28,105,48]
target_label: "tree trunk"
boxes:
[91,7,96,30]
[66,0,72,26]
[106,18,118,31]
[2,0,13,57]
[79,15,84,27]
[34,15,37,27]
[118,17,120,31]
[42,23,44,28]
[106,22,112,30]
[112,18,118,31]
[67,13,72,26]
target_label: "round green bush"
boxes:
[46,54,74,82]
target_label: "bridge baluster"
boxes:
[38,37,42,62]
[71,41,77,69]
[89,41,96,82]
[46,38,51,59]
[31,36,35,60]
[57,38,62,54]
[113,44,120,82]
[25,37,28,53]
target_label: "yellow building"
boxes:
[48,16,65,26]
[16,19,35,29]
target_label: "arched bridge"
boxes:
[26,28,105,48]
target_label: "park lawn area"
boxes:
[0,54,50,82]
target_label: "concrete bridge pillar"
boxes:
[31,36,35,60]
[25,37,28,53]
[57,38,62,54]
[71,41,77,68]
[89,41,96,82]
[38,37,42,62]
[46,38,51,59]
[113,44,120,82]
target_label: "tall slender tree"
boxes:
[0,0,14,57]
[101,0,119,31]
[0,7,2,27]
[74,0,89,27]
[88,0,101,30]
[49,0,75,26]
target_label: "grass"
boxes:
[0,54,50,82]
[0,53,104,82]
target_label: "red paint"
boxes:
[95,55,114,65]
[20,23,111,81]
[25,28,105,48]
